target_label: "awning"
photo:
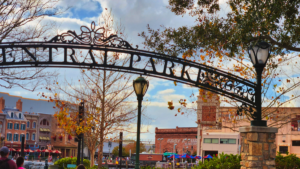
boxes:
[39,128,50,132]
[163,152,178,156]
[39,137,43,140]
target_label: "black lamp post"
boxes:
[248,41,271,126]
[133,76,149,169]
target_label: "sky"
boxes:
[0,0,203,143]
[2,0,300,143]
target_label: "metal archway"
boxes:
[0,22,256,113]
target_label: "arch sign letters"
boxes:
[0,22,257,117]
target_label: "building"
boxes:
[155,126,197,155]
[3,107,27,149]
[201,132,240,157]
[38,114,52,150]
[0,92,77,156]
[24,112,39,150]
[51,117,77,158]
[155,90,300,158]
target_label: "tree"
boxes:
[0,0,61,91]
[112,147,128,157]
[141,0,300,128]
[52,9,142,169]
[124,141,146,155]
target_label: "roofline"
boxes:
[0,92,49,102]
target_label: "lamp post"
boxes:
[173,144,177,169]
[108,141,112,159]
[133,76,149,169]
[248,41,271,126]
[157,138,163,153]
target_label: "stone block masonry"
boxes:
[239,126,278,169]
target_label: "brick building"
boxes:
[3,107,27,149]
[51,117,77,158]
[155,126,197,155]
[24,112,39,150]
[0,97,6,142]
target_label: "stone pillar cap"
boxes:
[239,126,278,133]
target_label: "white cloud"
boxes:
[157,89,175,95]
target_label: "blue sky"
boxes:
[2,0,300,143]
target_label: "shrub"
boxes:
[275,152,300,169]
[193,153,241,169]
[192,152,300,169]
[54,157,90,169]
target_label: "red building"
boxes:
[155,126,198,155]
[24,112,38,149]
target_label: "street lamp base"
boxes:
[251,120,267,126]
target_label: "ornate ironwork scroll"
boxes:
[47,21,136,49]
[0,22,257,109]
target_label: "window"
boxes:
[204,138,219,144]
[20,124,26,130]
[20,134,25,140]
[13,134,18,141]
[32,133,35,141]
[33,122,36,128]
[27,121,30,128]
[19,113,21,119]
[14,123,19,130]
[6,133,12,141]
[26,133,29,140]
[40,119,49,126]
[220,138,236,144]
[292,140,300,146]
[279,146,288,154]
[7,123,13,129]
[10,112,13,118]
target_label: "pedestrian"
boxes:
[76,164,86,169]
[49,155,52,162]
[16,156,25,169]
[0,146,18,169]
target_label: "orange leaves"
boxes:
[287,79,290,83]
[168,101,174,110]
[179,99,187,107]
[200,55,205,61]
[182,49,195,59]
[174,81,177,86]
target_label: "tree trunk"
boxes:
[97,140,104,169]
[98,70,106,169]
[90,149,95,167]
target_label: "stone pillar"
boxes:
[239,126,278,169]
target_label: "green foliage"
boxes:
[192,152,300,169]
[53,157,90,169]
[112,147,128,157]
[193,153,241,169]
[88,165,107,169]
[142,0,300,57]
[275,152,300,169]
